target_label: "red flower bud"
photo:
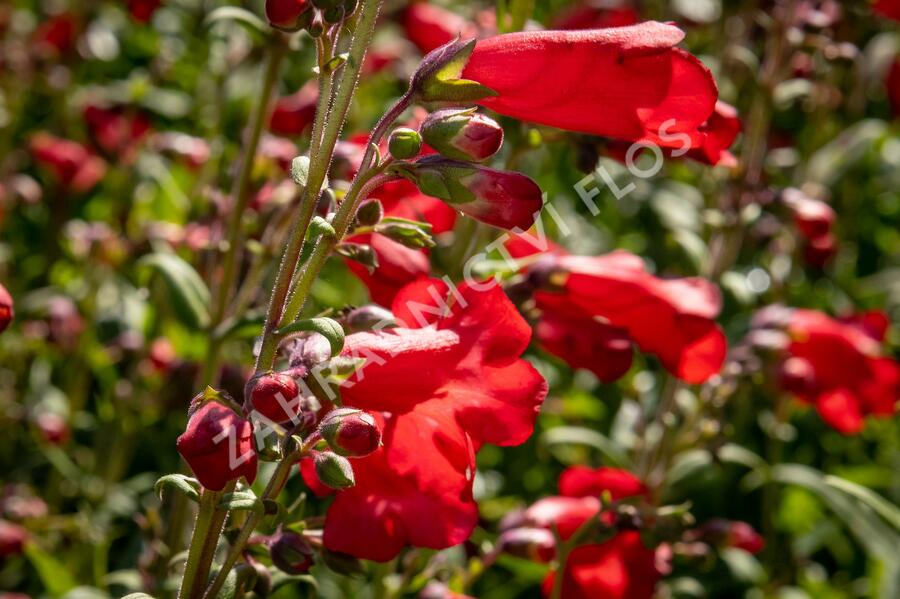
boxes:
[401,156,542,230]
[0,284,12,333]
[35,413,69,445]
[803,233,837,268]
[783,189,835,239]
[0,520,27,558]
[269,529,315,574]
[249,372,301,424]
[176,397,257,491]
[420,109,503,162]
[318,408,381,457]
[266,0,312,32]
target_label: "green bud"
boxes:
[334,242,378,272]
[374,218,435,249]
[313,451,355,490]
[355,198,384,227]
[388,127,423,160]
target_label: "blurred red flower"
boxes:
[31,13,78,58]
[84,105,151,162]
[402,2,479,55]
[461,22,718,148]
[874,0,900,21]
[128,0,163,23]
[779,309,899,434]
[304,279,547,561]
[0,520,28,558]
[529,250,726,383]
[0,283,12,333]
[552,3,639,30]
[270,81,319,136]
[29,133,107,193]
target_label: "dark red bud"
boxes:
[269,530,315,574]
[265,0,312,31]
[0,519,28,557]
[35,413,69,445]
[803,233,837,268]
[495,527,556,563]
[249,372,301,424]
[176,397,258,491]
[318,408,381,457]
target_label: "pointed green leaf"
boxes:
[154,474,201,502]
[138,253,211,329]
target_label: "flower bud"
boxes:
[356,198,384,227]
[35,412,70,445]
[335,242,379,272]
[269,530,316,574]
[322,5,345,24]
[388,127,423,160]
[176,393,258,491]
[318,408,381,457]
[0,520,28,558]
[344,305,395,333]
[265,0,312,32]
[374,219,435,249]
[803,233,837,268]
[249,372,301,424]
[312,451,355,490]
[0,284,13,333]
[399,156,543,231]
[420,109,503,162]
[782,188,834,240]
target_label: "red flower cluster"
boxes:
[504,467,658,599]
[29,133,107,193]
[774,308,899,434]
[514,242,726,384]
[461,22,719,149]
[302,278,547,560]
[0,283,12,333]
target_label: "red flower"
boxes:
[692,519,764,554]
[84,105,151,162]
[0,283,12,333]
[886,58,900,119]
[29,133,107,193]
[270,81,319,135]
[346,179,457,306]
[687,101,741,167]
[177,399,258,491]
[461,22,718,148]
[128,0,163,23]
[516,467,657,599]
[304,279,547,561]
[778,309,900,434]
[536,312,633,383]
[31,13,78,58]
[403,2,479,55]
[530,251,727,383]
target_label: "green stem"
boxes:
[210,35,289,330]
[178,489,224,599]
[254,0,386,373]
[200,458,296,599]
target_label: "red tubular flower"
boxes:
[346,179,457,306]
[31,13,78,58]
[29,133,107,193]
[783,188,835,240]
[687,101,741,167]
[0,283,12,333]
[176,399,258,491]
[128,0,163,23]
[403,2,478,55]
[532,251,727,384]
[461,22,718,148]
[536,312,634,383]
[270,81,319,135]
[779,309,900,434]
[304,279,547,561]
[84,105,151,162]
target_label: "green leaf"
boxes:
[823,475,900,531]
[24,543,78,596]
[720,547,767,585]
[154,474,201,502]
[277,316,345,356]
[540,426,631,469]
[218,490,265,515]
[138,253,211,329]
